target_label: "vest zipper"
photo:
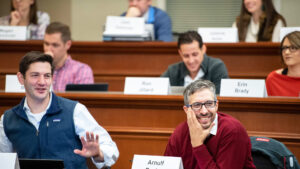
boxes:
[36,130,39,136]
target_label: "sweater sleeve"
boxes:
[193,125,253,169]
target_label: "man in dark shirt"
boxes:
[161,31,229,94]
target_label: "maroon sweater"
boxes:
[164,112,256,169]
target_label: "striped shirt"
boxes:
[53,55,94,91]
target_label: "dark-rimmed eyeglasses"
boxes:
[281,46,299,53]
[186,100,217,112]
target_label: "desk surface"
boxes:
[0,92,299,169]
[0,41,282,91]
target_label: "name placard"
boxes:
[220,79,267,97]
[0,26,27,40]
[0,153,20,169]
[280,27,300,42]
[124,77,170,95]
[5,75,25,93]
[131,154,183,169]
[103,16,145,37]
[198,27,238,43]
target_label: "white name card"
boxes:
[0,26,27,40]
[5,75,25,93]
[0,153,20,169]
[131,154,183,169]
[220,79,267,97]
[280,27,300,42]
[198,27,238,43]
[124,77,170,95]
[103,16,145,37]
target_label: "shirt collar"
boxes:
[210,113,218,135]
[184,68,204,87]
[23,92,53,114]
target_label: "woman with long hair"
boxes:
[233,0,286,42]
[0,0,50,39]
[266,31,300,96]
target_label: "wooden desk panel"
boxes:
[0,92,299,169]
[0,41,282,91]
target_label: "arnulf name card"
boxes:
[0,26,27,40]
[131,154,183,169]
[124,77,170,95]
[198,27,238,43]
[220,79,267,97]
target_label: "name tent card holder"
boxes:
[103,16,145,37]
[131,154,183,169]
[0,153,20,169]
[197,27,238,43]
[5,74,25,93]
[124,77,170,95]
[279,27,300,42]
[0,26,27,40]
[220,79,267,97]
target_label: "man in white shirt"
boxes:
[0,51,119,169]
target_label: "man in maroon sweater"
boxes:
[164,80,256,169]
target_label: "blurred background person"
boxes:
[233,0,286,42]
[266,31,300,97]
[0,0,50,40]
[122,0,173,42]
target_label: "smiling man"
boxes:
[161,31,229,94]
[0,51,119,169]
[164,79,256,169]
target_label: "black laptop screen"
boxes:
[19,158,64,169]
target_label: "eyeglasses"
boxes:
[281,46,299,53]
[186,100,217,112]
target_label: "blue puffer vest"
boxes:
[3,93,88,169]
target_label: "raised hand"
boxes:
[74,131,104,162]
[10,11,21,26]
[185,107,214,147]
[126,6,142,17]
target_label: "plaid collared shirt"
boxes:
[52,55,94,91]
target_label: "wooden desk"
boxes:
[0,41,282,91]
[0,92,299,169]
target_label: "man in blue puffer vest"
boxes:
[122,0,173,42]
[0,51,119,169]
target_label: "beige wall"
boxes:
[0,0,299,41]
[281,0,300,26]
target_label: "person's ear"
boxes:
[201,44,207,54]
[17,72,25,85]
[178,49,184,58]
[65,40,72,51]
[183,105,189,114]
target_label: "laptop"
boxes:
[19,158,64,169]
[65,83,109,92]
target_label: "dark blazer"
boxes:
[161,54,229,94]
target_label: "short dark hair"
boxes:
[45,22,71,43]
[19,51,54,77]
[183,79,217,105]
[177,31,203,49]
